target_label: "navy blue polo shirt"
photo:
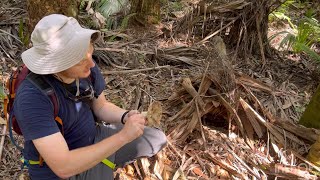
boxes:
[13,63,106,179]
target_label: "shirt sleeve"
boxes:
[90,61,106,97]
[14,81,60,141]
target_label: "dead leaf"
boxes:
[125,164,135,177]
[192,167,209,179]
[0,117,6,125]
[146,101,162,127]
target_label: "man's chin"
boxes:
[82,70,91,78]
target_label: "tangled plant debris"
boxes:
[1,0,320,179]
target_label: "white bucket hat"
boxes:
[21,14,101,74]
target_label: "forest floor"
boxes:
[1,0,320,179]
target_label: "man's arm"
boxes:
[92,92,139,124]
[33,92,146,179]
[33,131,128,179]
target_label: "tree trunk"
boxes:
[26,0,79,32]
[227,0,271,60]
[299,84,320,129]
[130,0,160,25]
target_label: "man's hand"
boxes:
[122,110,140,124]
[119,113,145,143]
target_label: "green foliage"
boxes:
[79,0,87,10]
[97,0,127,18]
[0,85,5,110]
[268,0,296,28]
[18,19,29,46]
[0,85,4,100]
[269,17,320,61]
[94,0,130,30]
[170,1,183,11]
[269,11,295,28]
[121,13,136,30]
[277,0,295,13]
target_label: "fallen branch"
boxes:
[275,119,320,143]
[103,65,170,75]
[268,163,317,179]
[196,18,237,45]
[206,152,243,178]
[95,47,126,52]
[0,125,7,160]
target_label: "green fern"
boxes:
[296,43,320,61]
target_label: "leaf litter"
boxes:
[1,0,320,179]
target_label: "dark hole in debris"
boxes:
[201,112,229,133]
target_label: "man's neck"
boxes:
[53,73,75,84]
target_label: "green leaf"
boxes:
[296,43,320,62]
[0,85,4,100]
[268,30,290,42]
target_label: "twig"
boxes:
[0,29,22,44]
[195,101,207,150]
[0,125,7,160]
[0,44,17,65]
[255,15,266,67]
[102,65,170,75]
[206,152,243,178]
[232,26,244,61]
[0,22,20,25]
[133,87,141,110]
[167,139,183,159]
[227,148,261,179]
[95,47,125,53]
[196,18,237,45]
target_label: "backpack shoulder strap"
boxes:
[26,73,64,167]
[26,73,60,125]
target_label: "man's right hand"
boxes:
[119,113,145,143]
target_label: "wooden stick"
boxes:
[103,65,170,75]
[255,15,266,67]
[206,152,243,178]
[0,29,22,43]
[196,19,237,45]
[0,125,7,160]
[133,87,141,110]
[95,47,125,52]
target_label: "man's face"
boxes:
[60,43,95,79]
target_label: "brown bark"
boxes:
[26,0,79,32]
[227,0,271,59]
[130,0,160,25]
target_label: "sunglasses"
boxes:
[64,78,94,103]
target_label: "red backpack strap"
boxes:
[5,65,30,132]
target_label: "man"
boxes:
[13,14,167,180]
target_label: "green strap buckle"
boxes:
[22,157,116,170]
[101,158,116,170]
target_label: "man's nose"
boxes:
[87,56,95,68]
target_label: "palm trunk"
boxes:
[27,0,79,32]
[130,0,160,25]
[299,84,320,129]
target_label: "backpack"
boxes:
[4,65,62,136]
[3,64,63,167]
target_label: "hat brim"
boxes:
[22,29,100,75]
